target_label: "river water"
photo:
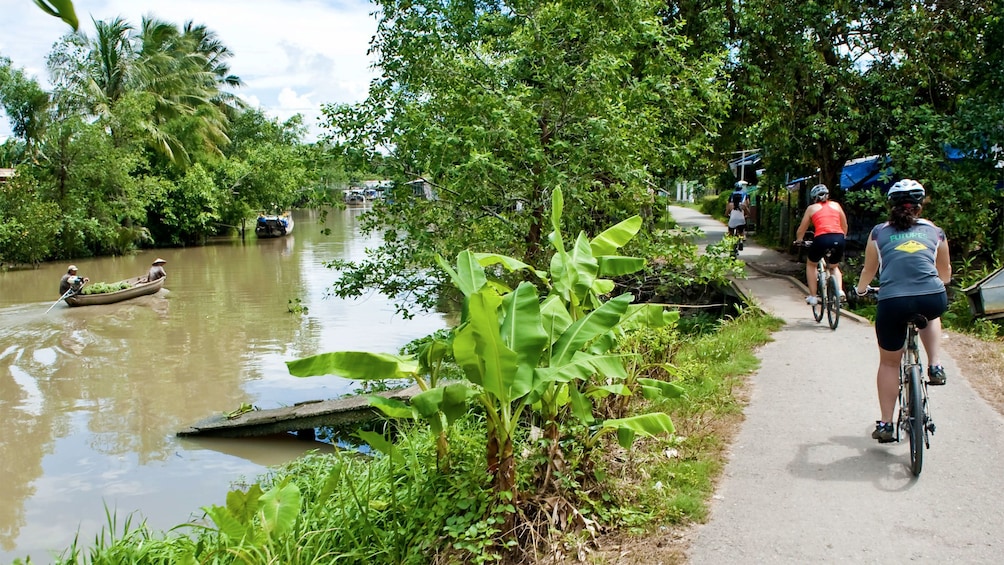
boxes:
[0,207,451,563]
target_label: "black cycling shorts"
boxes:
[807,233,845,264]
[874,291,948,351]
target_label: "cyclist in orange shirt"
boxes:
[794,184,849,305]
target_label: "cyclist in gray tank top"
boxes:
[870,219,946,300]
[854,179,952,443]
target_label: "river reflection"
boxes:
[0,207,451,562]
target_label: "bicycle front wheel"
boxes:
[812,271,825,322]
[826,275,841,329]
[907,367,925,476]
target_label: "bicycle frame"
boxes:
[898,320,933,476]
[809,245,840,329]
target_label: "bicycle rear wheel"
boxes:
[826,275,841,329]
[812,270,825,322]
[907,367,924,476]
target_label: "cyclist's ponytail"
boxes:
[889,201,920,230]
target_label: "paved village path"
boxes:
[668,205,1004,564]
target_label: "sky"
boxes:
[0,0,380,142]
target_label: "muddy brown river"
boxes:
[0,207,450,562]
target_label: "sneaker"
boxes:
[806,296,818,306]
[928,365,947,386]
[737,241,744,251]
[872,421,895,443]
[839,290,847,302]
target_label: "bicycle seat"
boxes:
[909,314,929,329]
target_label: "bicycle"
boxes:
[862,286,935,476]
[728,233,745,258]
[796,240,841,329]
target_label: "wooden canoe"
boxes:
[64,276,166,307]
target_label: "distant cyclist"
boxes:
[794,184,848,305]
[854,179,952,443]
[726,181,751,250]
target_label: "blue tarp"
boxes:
[840,155,893,192]
[785,175,815,191]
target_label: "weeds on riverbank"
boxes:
[16,307,779,565]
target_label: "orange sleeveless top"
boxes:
[811,202,843,235]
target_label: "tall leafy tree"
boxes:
[725,0,1003,254]
[0,56,51,163]
[203,109,310,237]
[322,0,726,314]
[47,16,238,169]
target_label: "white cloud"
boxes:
[0,0,379,142]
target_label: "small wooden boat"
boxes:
[64,276,166,307]
[255,213,294,238]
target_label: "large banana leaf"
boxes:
[620,304,680,330]
[590,278,616,296]
[585,352,630,381]
[540,295,574,343]
[368,396,415,419]
[569,385,594,424]
[474,253,548,281]
[442,250,488,298]
[549,244,574,303]
[501,282,548,371]
[550,293,632,365]
[453,290,526,401]
[287,351,418,380]
[567,233,599,301]
[637,378,686,400]
[602,412,676,449]
[410,382,477,423]
[588,384,632,398]
[597,255,646,277]
[549,186,565,252]
[589,215,642,256]
[34,0,78,30]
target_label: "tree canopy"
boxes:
[0,17,317,264]
[322,0,729,311]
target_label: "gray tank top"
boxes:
[871,219,946,300]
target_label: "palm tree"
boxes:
[47,16,242,168]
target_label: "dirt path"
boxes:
[669,206,1004,564]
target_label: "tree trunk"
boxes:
[494,436,517,542]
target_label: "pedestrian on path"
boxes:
[854,179,952,442]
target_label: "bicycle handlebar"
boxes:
[856,285,878,297]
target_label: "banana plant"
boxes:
[431,249,681,534]
[458,188,682,447]
[286,337,473,467]
[33,0,78,29]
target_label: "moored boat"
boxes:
[255,213,294,238]
[344,190,365,204]
[64,276,166,307]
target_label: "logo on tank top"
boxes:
[894,240,927,253]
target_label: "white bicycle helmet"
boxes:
[809,184,829,203]
[887,179,925,205]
